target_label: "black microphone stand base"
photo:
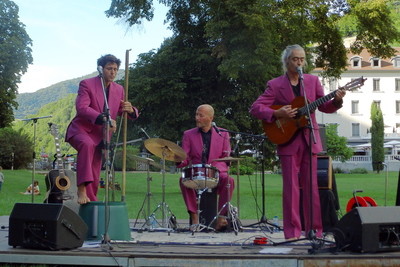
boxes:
[272,229,336,255]
[244,216,279,233]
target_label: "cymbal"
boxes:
[213,156,243,162]
[132,155,163,169]
[144,138,187,162]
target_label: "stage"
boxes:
[2,216,400,267]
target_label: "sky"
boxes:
[13,0,172,93]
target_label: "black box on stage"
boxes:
[333,207,400,253]
[8,203,88,250]
[317,156,332,189]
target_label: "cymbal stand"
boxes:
[191,187,215,234]
[208,174,242,235]
[136,159,154,230]
[146,149,177,232]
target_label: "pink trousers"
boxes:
[180,172,234,216]
[68,133,102,201]
[280,140,323,239]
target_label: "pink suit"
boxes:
[65,76,138,201]
[177,127,234,216]
[250,74,341,239]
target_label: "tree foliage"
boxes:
[105,0,399,170]
[0,127,33,169]
[325,123,353,162]
[370,102,384,173]
[0,0,33,127]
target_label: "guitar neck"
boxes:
[298,90,337,116]
[54,136,65,178]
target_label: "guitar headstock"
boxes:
[339,76,367,92]
[48,122,59,138]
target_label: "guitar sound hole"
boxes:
[59,179,68,187]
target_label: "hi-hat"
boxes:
[132,155,162,169]
[144,138,187,162]
[213,156,242,162]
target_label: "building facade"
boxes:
[311,47,400,171]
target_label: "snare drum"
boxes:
[182,164,219,189]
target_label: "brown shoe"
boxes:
[215,217,228,231]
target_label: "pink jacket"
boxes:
[65,76,138,144]
[250,74,340,155]
[177,127,231,174]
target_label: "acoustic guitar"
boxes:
[263,77,366,145]
[44,123,79,213]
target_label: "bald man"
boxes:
[177,104,235,231]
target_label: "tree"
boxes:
[325,123,353,162]
[105,0,399,171]
[370,102,384,173]
[0,0,33,128]
[0,127,33,169]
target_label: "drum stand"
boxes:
[208,176,242,235]
[190,187,215,234]
[145,151,177,232]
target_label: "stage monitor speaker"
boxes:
[8,203,88,250]
[332,207,400,253]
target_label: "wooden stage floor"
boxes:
[1,215,400,266]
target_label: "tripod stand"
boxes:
[207,161,242,235]
[21,115,52,203]
[245,138,279,232]
[143,138,187,231]
[190,187,216,233]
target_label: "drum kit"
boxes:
[138,137,243,234]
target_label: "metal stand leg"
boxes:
[208,176,242,235]
[190,188,215,234]
[142,153,178,232]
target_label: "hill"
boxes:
[14,70,125,119]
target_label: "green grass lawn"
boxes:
[0,169,398,222]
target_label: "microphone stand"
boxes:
[218,129,276,231]
[21,115,52,203]
[99,74,113,249]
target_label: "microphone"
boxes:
[211,122,222,136]
[296,66,303,80]
[140,128,151,139]
[97,65,103,77]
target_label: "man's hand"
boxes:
[274,105,298,119]
[120,100,134,113]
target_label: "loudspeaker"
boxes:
[9,203,88,250]
[332,207,400,253]
[317,156,332,189]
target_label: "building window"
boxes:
[373,78,380,92]
[393,56,400,68]
[396,78,400,91]
[351,56,362,68]
[352,100,359,114]
[374,100,381,109]
[397,101,400,114]
[371,57,380,67]
[352,123,360,137]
